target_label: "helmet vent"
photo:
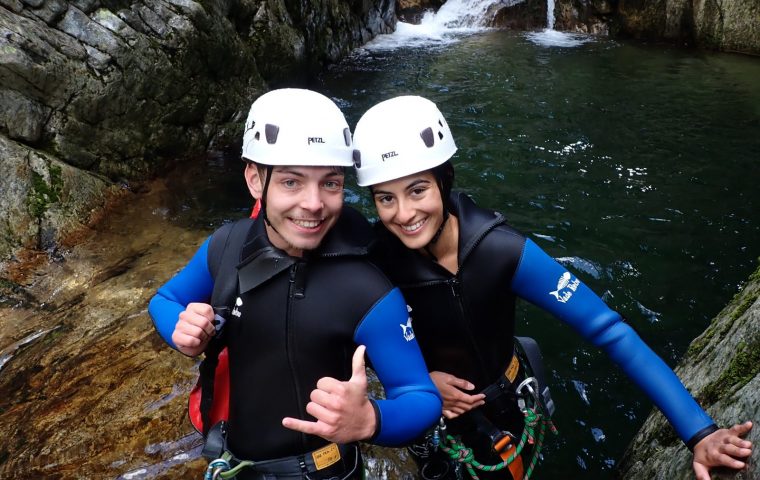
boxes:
[438,131,444,140]
[265,124,279,144]
[420,127,435,148]
[343,128,351,147]
[353,150,361,168]
[438,119,443,127]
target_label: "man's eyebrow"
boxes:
[272,168,306,177]
[271,168,345,179]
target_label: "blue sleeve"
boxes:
[355,287,443,446]
[511,238,715,445]
[148,238,214,350]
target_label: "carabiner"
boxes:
[515,376,540,412]
[204,458,230,480]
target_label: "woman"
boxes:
[351,95,752,480]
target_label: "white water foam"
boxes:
[363,0,504,51]
[525,28,594,47]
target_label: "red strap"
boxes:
[251,199,261,219]
[189,348,230,433]
[189,200,258,433]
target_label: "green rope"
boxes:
[439,407,558,480]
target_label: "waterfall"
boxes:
[526,0,594,47]
[363,0,591,50]
[363,0,505,49]
[546,0,555,29]
[419,0,504,29]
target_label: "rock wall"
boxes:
[396,0,443,22]
[615,0,760,53]
[616,262,760,479]
[491,0,548,30]
[0,0,395,266]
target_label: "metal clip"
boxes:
[433,416,446,452]
[204,458,230,480]
[515,376,540,411]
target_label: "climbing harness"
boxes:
[200,443,360,480]
[410,337,558,480]
[437,376,558,480]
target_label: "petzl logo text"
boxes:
[308,137,325,145]
[381,151,398,161]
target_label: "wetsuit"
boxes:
[373,191,717,478]
[149,207,441,472]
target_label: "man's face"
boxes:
[246,164,344,257]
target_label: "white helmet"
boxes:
[352,96,457,186]
[241,89,353,167]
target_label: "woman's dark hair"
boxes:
[431,160,455,212]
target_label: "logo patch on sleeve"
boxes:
[549,272,580,303]
[400,317,415,342]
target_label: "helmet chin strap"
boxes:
[424,203,449,261]
[429,209,449,244]
[422,171,452,261]
[259,165,280,236]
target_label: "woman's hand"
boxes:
[430,371,486,419]
[692,421,753,480]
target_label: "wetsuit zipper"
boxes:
[449,276,493,385]
[447,211,505,386]
[286,262,307,450]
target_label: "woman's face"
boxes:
[372,171,444,250]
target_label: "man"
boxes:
[149,89,442,479]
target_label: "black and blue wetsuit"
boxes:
[374,192,716,476]
[149,207,442,465]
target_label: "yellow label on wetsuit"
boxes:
[312,443,341,470]
[505,354,520,383]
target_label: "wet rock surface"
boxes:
[617,264,759,479]
[0,178,206,478]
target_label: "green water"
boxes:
[168,31,759,478]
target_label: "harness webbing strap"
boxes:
[496,440,524,480]
[199,218,255,437]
